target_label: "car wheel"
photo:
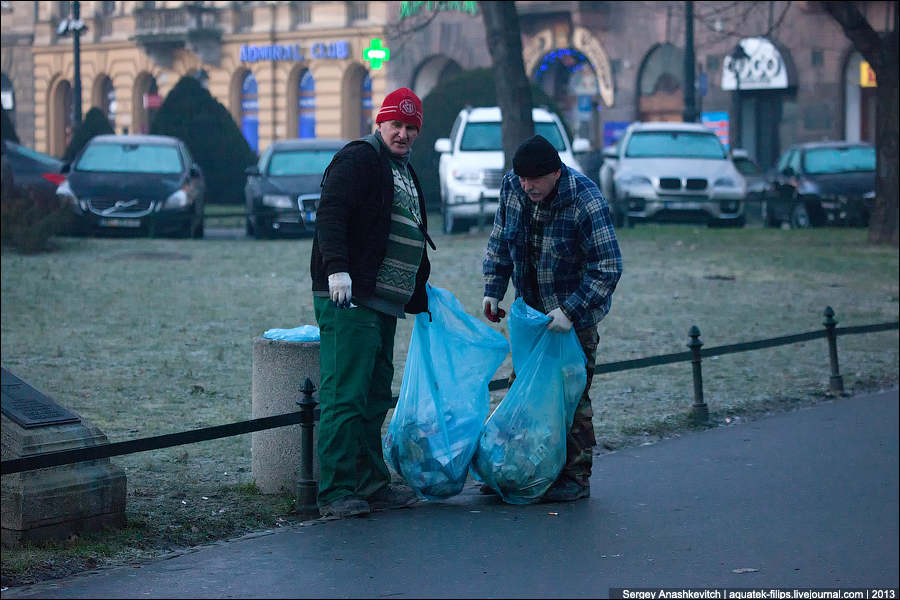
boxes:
[790,203,811,229]
[761,201,775,227]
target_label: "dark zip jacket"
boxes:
[310,136,432,314]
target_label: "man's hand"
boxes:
[547,307,573,332]
[328,272,352,308]
[482,296,506,322]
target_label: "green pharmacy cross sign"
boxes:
[363,39,391,70]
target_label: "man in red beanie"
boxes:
[310,87,435,518]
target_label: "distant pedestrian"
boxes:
[310,87,435,518]
[482,134,622,502]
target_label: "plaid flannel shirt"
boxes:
[483,165,623,331]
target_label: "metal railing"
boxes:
[3,307,897,483]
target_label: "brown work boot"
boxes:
[367,484,419,511]
[541,479,590,503]
[319,496,371,519]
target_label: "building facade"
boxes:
[1,1,890,170]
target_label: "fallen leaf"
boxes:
[732,568,759,574]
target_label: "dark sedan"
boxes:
[762,141,875,228]
[1,139,65,205]
[57,134,206,238]
[244,138,347,239]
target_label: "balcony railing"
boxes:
[133,5,221,42]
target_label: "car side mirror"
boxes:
[245,165,260,176]
[572,138,591,154]
[189,164,201,178]
[782,166,795,177]
[602,147,618,160]
[61,162,71,174]
[434,138,452,153]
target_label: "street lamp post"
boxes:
[682,1,697,123]
[728,43,750,150]
[72,1,82,128]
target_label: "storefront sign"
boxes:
[722,37,790,91]
[240,41,349,63]
[399,1,478,19]
[860,61,877,87]
[363,39,391,70]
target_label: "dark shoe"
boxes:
[541,479,590,503]
[368,484,419,510]
[479,483,498,495]
[319,496,371,518]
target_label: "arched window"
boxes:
[298,70,315,138]
[360,74,372,135]
[241,72,259,151]
[99,76,116,129]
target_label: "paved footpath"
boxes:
[4,389,898,599]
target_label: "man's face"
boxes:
[377,120,419,155]
[518,170,561,202]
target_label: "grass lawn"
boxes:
[2,220,897,584]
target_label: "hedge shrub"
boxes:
[63,107,114,162]
[151,76,257,205]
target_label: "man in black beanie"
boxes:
[482,134,623,503]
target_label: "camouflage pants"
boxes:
[508,325,599,487]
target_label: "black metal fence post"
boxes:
[688,325,708,423]
[823,306,844,393]
[295,377,319,515]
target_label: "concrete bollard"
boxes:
[251,337,320,495]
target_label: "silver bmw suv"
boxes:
[599,122,747,227]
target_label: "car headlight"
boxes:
[163,188,191,209]
[262,194,293,209]
[452,169,484,184]
[56,179,85,213]
[713,177,737,188]
[619,174,652,186]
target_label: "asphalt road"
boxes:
[4,389,898,599]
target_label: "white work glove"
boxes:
[546,307,573,332]
[328,272,352,308]
[482,296,506,322]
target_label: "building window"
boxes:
[706,55,720,75]
[290,1,311,27]
[241,72,259,151]
[101,1,116,15]
[811,49,824,67]
[360,74,372,135]
[298,70,315,138]
[347,1,367,22]
[235,2,254,32]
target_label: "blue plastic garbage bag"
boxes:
[383,285,508,500]
[471,298,587,504]
[262,325,320,342]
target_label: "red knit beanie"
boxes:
[376,87,423,129]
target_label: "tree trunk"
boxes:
[479,1,534,171]
[821,2,899,246]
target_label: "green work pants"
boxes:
[313,296,397,506]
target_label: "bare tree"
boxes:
[821,2,899,246]
[479,1,534,170]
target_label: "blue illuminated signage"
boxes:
[240,41,349,63]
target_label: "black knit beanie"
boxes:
[513,135,562,177]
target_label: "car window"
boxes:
[803,146,875,175]
[733,156,761,176]
[76,143,184,174]
[459,122,566,152]
[787,150,802,174]
[624,131,726,159]
[267,150,338,176]
[775,149,793,173]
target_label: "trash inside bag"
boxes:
[262,325,320,341]
[472,298,586,504]
[384,285,508,500]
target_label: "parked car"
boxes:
[599,121,747,227]
[761,141,875,228]
[1,139,65,205]
[433,106,590,234]
[731,148,767,225]
[244,138,347,239]
[56,134,205,238]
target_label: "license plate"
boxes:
[665,201,701,210]
[99,218,141,228]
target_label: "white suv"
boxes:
[433,106,589,234]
